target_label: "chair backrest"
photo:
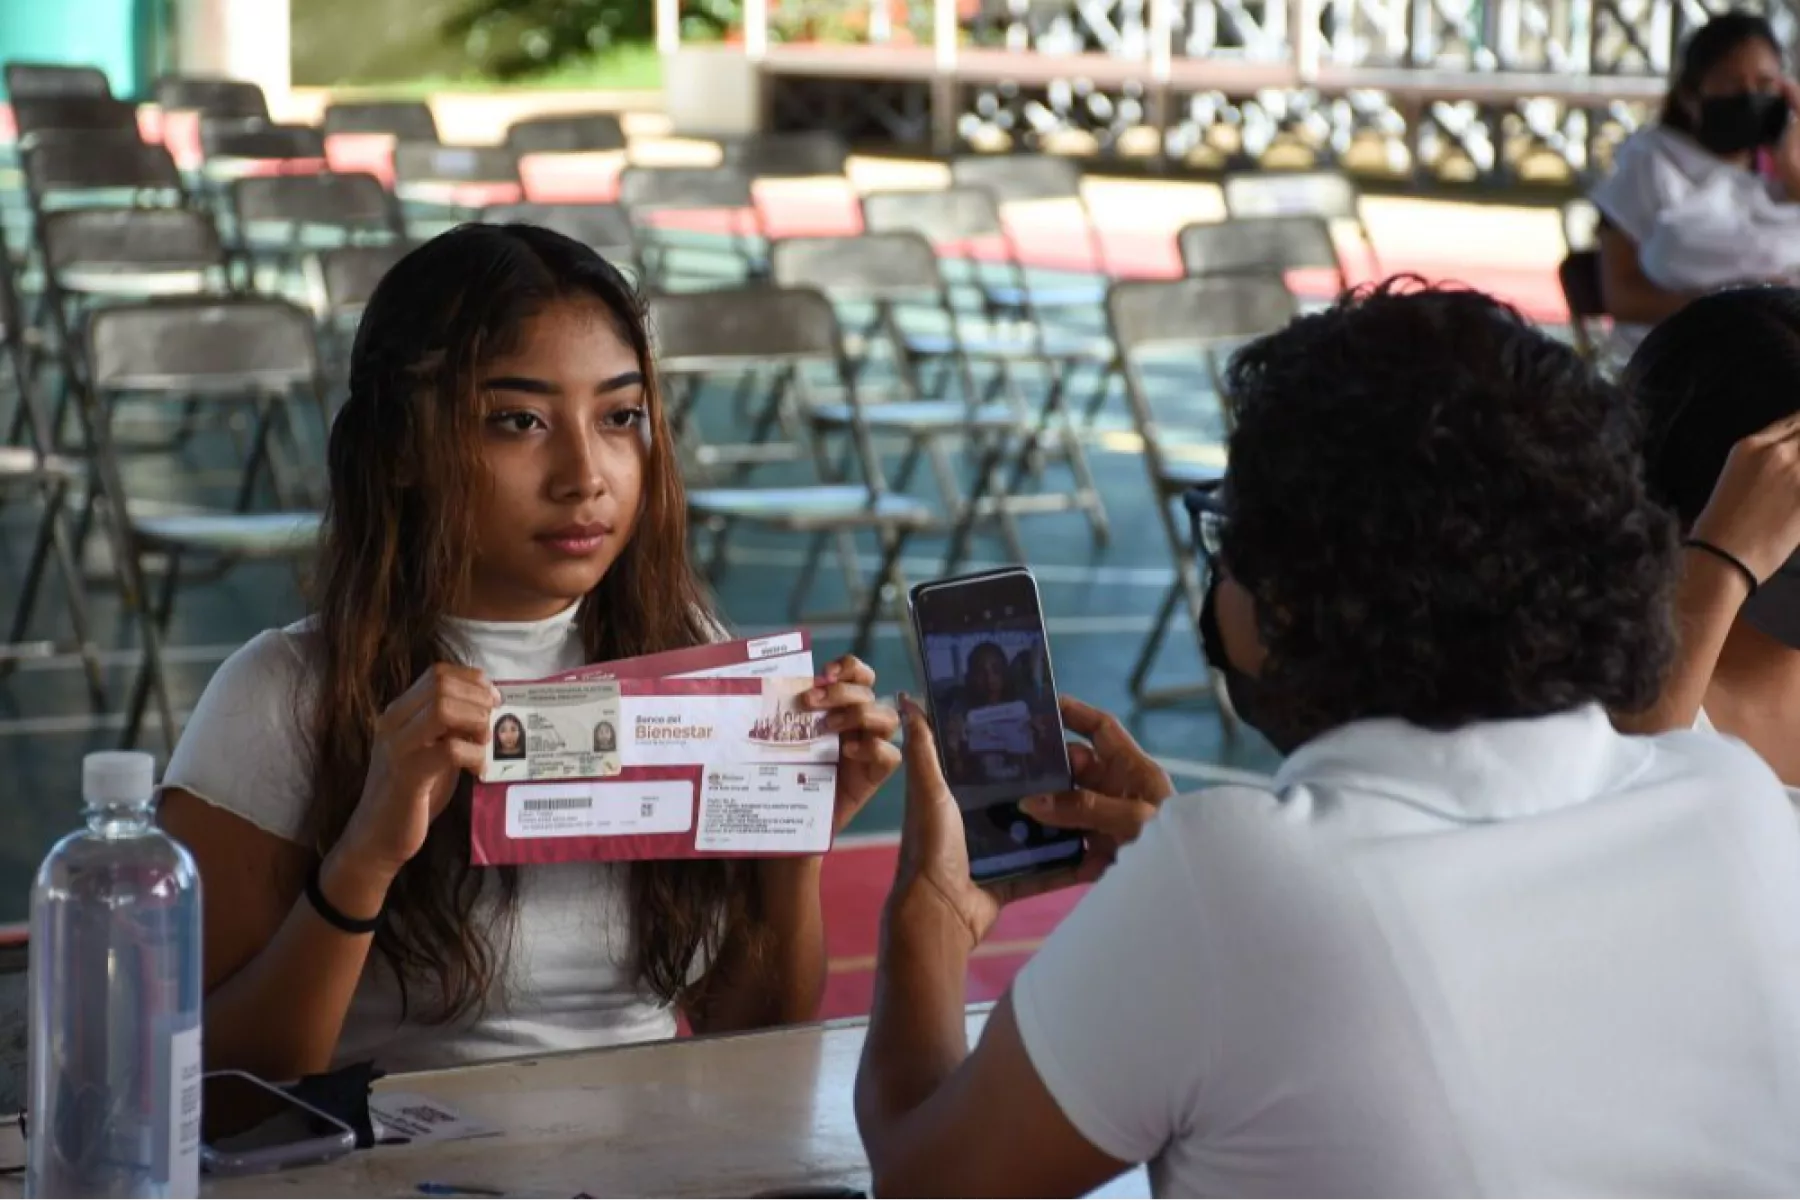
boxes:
[201,117,326,162]
[770,232,942,301]
[154,75,269,121]
[12,95,138,143]
[504,112,627,155]
[618,165,755,213]
[1562,198,1601,254]
[721,132,850,180]
[233,172,398,235]
[393,142,521,185]
[1222,169,1361,222]
[1107,275,1298,357]
[87,297,319,395]
[649,286,838,372]
[39,208,226,279]
[1178,216,1342,279]
[322,100,439,142]
[860,187,1004,243]
[23,138,184,203]
[950,153,1083,204]
[316,243,412,319]
[6,62,111,101]
[1558,249,1605,320]
[483,202,634,257]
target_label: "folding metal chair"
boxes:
[504,112,627,155]
[229,170,398,295]
[153,76,270,122]
[649,286,936,656]
[619,165,765,287]
[483,202,637,274]
[1559,250,1607,363]
[949,153,1108,306]
[21,136,186,216]
[232,171,398,249]
[392,142,524,223]
[28,208,232,457]
[771,231,1095,570]
[860,187,1111,544]
[11,97,140,151]
[0,220,104,703]
[1106,275,1297,712]
[1221,169,1380,275]
[309,241,413,366]
[5,63,111,101]
[79,297,325,749]
[1177,215,1348,292]
[201,119,327,176]
[722,131,851,180]
[321,101,439,143]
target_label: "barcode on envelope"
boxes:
[521,796,592,813]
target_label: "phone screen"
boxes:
[911,569,1083,882]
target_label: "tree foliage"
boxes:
[441,0,743,80]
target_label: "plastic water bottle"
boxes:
[26,752,203,1198]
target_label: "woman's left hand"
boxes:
[803,655,901,834]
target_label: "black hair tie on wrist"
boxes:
[1684,537,1761,599]
[306,861,382,935]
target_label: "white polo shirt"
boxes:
[1013,705,1800,1197]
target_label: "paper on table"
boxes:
[369,1093,500,1145]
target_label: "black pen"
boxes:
[415,1184,507,1198]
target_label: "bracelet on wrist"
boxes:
[1684,537,1761,599]
[305,859,383,935]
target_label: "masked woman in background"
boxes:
[1590,11,1800,360]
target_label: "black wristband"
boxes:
[305,861,382,935]
[1684,538,1761,599]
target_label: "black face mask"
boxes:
[1695,91,1790,154]
[1198,576,1303,756]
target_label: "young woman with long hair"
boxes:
[158,223,900,1078]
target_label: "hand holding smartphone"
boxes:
[908,567,1084,885]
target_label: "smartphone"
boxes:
[909,567,1084,884]
[200,1070,357,1177]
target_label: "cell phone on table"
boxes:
[908,567,1083,885]
[200,1070,356,1176]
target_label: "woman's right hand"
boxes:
[333,664,499,886]
[1689,412,1800,586]
[1020,696,1175,879]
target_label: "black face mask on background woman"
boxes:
[1696,91,1790,154]
[1197,576,1304,756]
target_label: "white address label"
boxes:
[506,779,695,840]
[696,764,835,854]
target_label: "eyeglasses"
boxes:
[1182,480,1228,563]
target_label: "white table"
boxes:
[0,1008,1150,1198]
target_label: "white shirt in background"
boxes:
[162,603,679,1072]
[1013,705,1800,1197]
[1590,125,1800,362]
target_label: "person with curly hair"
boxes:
[1618,286,1800,787]
[855,282,1800,1196]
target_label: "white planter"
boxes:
[662,45,763,140]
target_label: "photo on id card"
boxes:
[483,678,624,784]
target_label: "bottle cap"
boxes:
[82,751,156,806]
